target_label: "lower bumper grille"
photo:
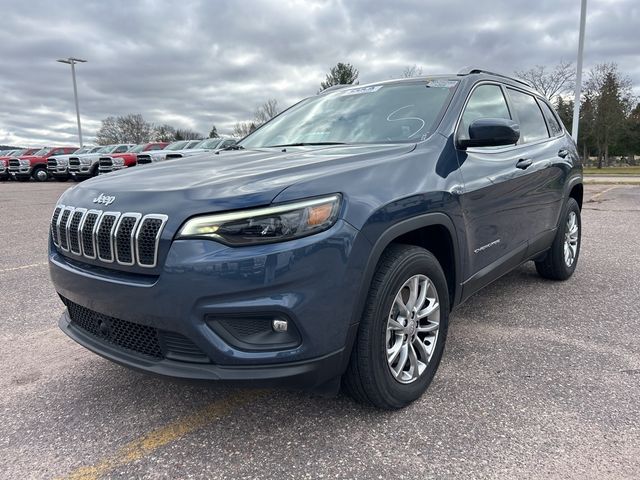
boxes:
[63,297,210,363]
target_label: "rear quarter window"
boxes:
[538,100,564,137]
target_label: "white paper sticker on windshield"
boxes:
[341,85,383,96]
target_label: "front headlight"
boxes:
[177,194,341,246]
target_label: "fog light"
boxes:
[272,319,288,333]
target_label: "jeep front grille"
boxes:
[51,205,167,268]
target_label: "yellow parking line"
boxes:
[60,390,264,480]
[588,185,618,202]
[0,262,48,273]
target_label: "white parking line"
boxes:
[0,262,48,274]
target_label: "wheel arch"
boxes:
[351,213,461,327]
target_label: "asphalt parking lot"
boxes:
[1,182,639,479]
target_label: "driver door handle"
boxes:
[516,158,533,170]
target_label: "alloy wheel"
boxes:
[385,274,440,384]
[564,211,579,267]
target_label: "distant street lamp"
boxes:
[57,57,87,147]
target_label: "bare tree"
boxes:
[95,116,121,145]
[514,61,575,103]
[118,114,153,143]
[153,124,176,142]
[174,129,202,140]
[96,114,154,144]
[232,122,257,138]
[402,64,423,78]
[254,99,280,126]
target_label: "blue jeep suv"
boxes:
[49,69,583,409]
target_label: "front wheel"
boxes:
[32,168,49,182]
[535,197,581,280]
[343,244,449,409]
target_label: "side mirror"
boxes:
[458,118,520,149]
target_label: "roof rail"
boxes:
[318,84,352,94]
[457,67,534,89]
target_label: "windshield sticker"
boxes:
[425,80,458,88]
[341,85,383,96]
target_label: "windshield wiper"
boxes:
[223,145,245,150]
[265,142,348,148]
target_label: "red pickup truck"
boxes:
[98,142,169,174]
[9,146,77,181]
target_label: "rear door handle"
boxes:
[516,158,533,169]
[558,148,569,158]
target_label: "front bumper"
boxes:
[59,310,351,387]
[49,220,370,387]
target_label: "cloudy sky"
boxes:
[1,0,638,147]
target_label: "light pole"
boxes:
[571,0,587,143]
[57,57,87,147]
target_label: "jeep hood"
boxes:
[60,143,415,216]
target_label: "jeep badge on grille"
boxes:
[93,193,116,206]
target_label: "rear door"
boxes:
[504,87,568,250]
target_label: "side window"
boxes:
[507,89,549,143]
[459,84,511,141]
[51,148,64,155]
[538,100,563,137]
[115,146,128,153]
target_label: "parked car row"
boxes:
[0,137,237,182]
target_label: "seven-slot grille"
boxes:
[51,205,167,268]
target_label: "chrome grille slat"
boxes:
[95,212,121,263]
[136,214,168,268]
[80,210,102,259]
[114,213,142,265]
[51,205,63,246]
[51,206,168,269]
[57,207,74,251]
[68,208,87,255]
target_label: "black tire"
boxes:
[343,244,449,409]
[535,197,581,280]
[32,167,49,182]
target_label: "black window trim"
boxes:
[454,80,515,152]
[536,96,565,139]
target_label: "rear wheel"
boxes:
[535,197,581,280]
[343,244,449,409]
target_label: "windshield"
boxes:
[194,138,222,149]
[74,147,91,154]
[130,144,146,153]
[165,141,189,151]
[240,81,458,148]
[185,140,201,149]
[31,147,52,156]
[90,147,103,153]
